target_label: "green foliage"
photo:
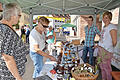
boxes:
[97,49,107,64]
[95,48,107,70]
[97,57,101,65]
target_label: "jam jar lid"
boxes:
[69,64,73,67]
[57,70,62,73]
[57,74,63,78]
[67,61,72,64]
[59,64,64,67]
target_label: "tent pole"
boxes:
[118,7,120,30]
[93,9,97,26]
[117,7,120,45]
[29,8,33,30]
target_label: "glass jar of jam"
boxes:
[68,64,73,70]
[64,64,68,70]
[59,64,64,70]
[57,74,63,80]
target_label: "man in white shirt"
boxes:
[29,17,56,80]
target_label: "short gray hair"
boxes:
[3,3,21,20]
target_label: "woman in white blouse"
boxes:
[98,11,117,80]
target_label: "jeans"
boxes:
[82,46,94,66]
[30,51,43,78]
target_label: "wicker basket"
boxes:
[71,63,98,80]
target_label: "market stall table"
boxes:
[40,60,57,80]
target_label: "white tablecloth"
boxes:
[111,53,120,70]
[40,60,57,80]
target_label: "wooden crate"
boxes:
[71,39,80,45]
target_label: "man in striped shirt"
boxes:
[82,16,101,66]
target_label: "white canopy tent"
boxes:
[1,0,120,15]
[1,0,120,27]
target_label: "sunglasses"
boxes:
[41,23,49,28]
[18,14,21,17]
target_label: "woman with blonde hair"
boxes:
[97,11,117,80]
[0,3,28,80]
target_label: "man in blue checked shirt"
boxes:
[82,16,101,66]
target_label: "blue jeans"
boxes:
[82,46,94,66]
[30,51,43,78]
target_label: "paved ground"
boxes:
[23,55,34,80]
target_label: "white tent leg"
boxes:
[117,7,120,41]
[93,10,97,26]
[118,7,120,28]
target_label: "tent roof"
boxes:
[1,0,120,15]
[61,23,76,27]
